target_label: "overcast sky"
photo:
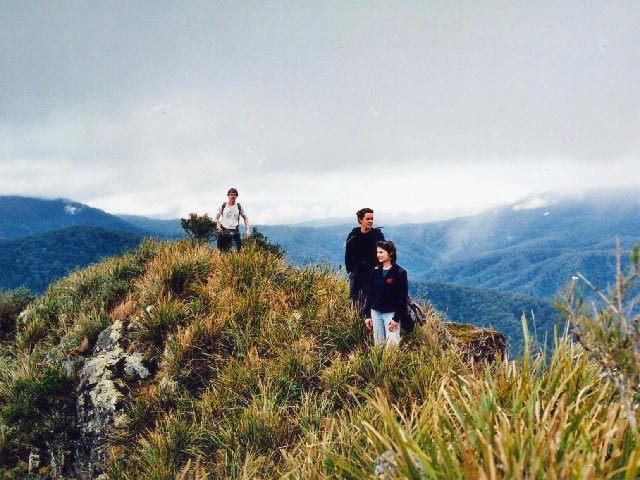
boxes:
[1,1,639,224]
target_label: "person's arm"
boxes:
[390,269,409,330]
[345,233,355,274]
[215,211,222,232]
[242,213,250,238]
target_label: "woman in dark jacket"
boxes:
[364,240,408,346]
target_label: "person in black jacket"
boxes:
[364,240,408,346]
[344,208,385,312]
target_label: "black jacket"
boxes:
[365,263,408,320]
[344,227,385,274]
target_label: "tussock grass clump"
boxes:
[13,238,163,356]
[96,241,466,477]
[2,239,639,478]
[330,333,640,479]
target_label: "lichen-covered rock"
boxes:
[444,321,506,363]
[374,450,426,479]
[67,319,152,478]
[28,451,41,475]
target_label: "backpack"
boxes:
[221,202,243,216]
[399,297,426,333]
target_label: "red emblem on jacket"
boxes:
[386,278,394,284]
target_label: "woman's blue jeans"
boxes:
[371,309,400,347]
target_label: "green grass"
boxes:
[0,239,638,478]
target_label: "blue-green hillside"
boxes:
[0,226,143,293]
[0,196,144,239]
[260,189,640,299]
[411,281,559,353]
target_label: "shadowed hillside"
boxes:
[0,239,638,478]
[0,226,143,293]
[411,280,559,353]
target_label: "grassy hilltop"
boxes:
[0,239,638,478]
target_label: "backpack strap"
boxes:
[221,202,243,216]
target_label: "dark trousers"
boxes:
[217,229,242,252]
[349,266,373,317]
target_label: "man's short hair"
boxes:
[227,187,239,196]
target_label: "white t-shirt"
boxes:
[218,203,244,229]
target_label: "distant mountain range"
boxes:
[116,214,185,237]
[0,196,145,239]
[259,189,640,299]
[1,191,637,351]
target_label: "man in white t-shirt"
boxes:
[215,187,250,251]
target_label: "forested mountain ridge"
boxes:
[0,196,145,239]
[0,226,143,293]
[4,190,638,299]
[260,189,640,298]
[411,280,558,353]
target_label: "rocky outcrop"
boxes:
[61,319,152,478]
[444,322,507,363]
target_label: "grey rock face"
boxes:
[374,449,427,479]
[443,321,507,364]
[28,452,41,475]
[69,319,152,478]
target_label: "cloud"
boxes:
[512,196,556,211]
[64,204,79,215]
[1,2,639,223]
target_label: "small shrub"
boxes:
[181,213,217,244]
[245,227,284,257]
[0,289,34,342]
[1,368,77,454]
[559,241,640,434]
[0,420,20,470]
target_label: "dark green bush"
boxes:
[181,213,217,244]
[1,368,77,452]
[245,227,284,257]
[0,288,35,342]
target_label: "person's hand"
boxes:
[388,320,399,332]
[245,230,251,239]
[364,318,373,330]
[217,226,223,233]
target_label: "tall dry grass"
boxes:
[2,239,638,478]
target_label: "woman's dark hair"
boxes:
[356,207,374,221]
[376,240,397,263]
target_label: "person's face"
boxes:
[227,191,238,203]
[359,213,374,232]
[376,247,390,263]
